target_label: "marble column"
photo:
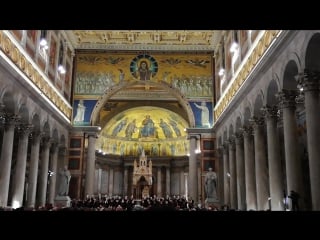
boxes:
[262,105,284,210]
[217,147,224,204]
[0,114,19,207]
[297,70,320,210]
[95,168,102,195]
[166,167,170,196]
[277,89,304,206]
[0,103,4,150]
[180,169,185,196]
[250,117,269,210]
[184,172,188,200]
[235,132,246,210]
[157,167,162,197]
[123,167,128,196]
[11,124,33,208]
[188,135,198,202]
[242,126,257,210]
[37,136,52,207]
[48,142,59,204]
[84,133,97,196]
[228,139,237,209]
[26,131,43,208]
[108,168,114,196]
[222,143,230,206]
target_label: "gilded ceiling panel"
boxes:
[65,30,222,51]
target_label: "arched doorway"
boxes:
[135,176,150,199]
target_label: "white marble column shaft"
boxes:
[26,132,42,208]
[37,137,52,207]
[188,136,198,202]
[84,133,97,196]
[298,70,320,210]
[277,90,304,206]
[11,125,33,208]
[166,167,170,196]
[108,168,114,196]
[235,133,246,210]
[243,126,257,210]
[157,167,162,197]
[228,139,237,209]
[0,116,18,207]
[222,144,230,205]
[262,106,284,210]
[123,167,128,196]
[251,117,269,210]
[48,143,59,204]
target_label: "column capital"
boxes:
[249,116,264,128]
[276,89,298,109]
[234,132,243,145]
[50,141,59,150]
[85,132,98,138]
[30,131,45,140]
[227,138,235,150]
[187,134,201,140]
[41,136,53,148]
[261,105,279,120]
[222,142,229,153]
[1,114,20,130]
[296,69,320,92]
[241,125,253,137]
[17,124,34,137]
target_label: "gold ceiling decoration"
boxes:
[65,30,222,51]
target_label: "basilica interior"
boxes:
[0,30,319,211]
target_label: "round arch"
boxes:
[90,81,196,128]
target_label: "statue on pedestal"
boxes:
[54,165,71,208]
[58,165,71,196]
[204,168,217,200]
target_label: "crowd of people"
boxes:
[0,191,300,211]
[1,195,225,211]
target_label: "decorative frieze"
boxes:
[214,30,281,121]
[0,31,72,121]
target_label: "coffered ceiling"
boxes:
[64,30,222,51]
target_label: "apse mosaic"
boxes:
[97,106,190,157]
[74,52,213,98]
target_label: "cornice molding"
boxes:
[0,31,72,121]
[214,30,281,122]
